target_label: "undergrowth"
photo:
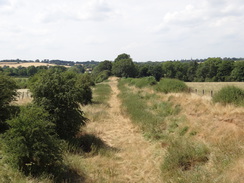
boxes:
[118,78,238,183]
[212,85,244,106]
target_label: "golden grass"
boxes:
[0,62,60,68]
[12,89,32,105]
[80,77,164,183]
[186,82,244,96]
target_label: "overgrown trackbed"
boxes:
[83,77,163,183]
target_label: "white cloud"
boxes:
[0,0,243,61]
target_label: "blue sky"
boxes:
[0,0,244,61]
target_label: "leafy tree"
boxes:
[2,105,63,175]
[114,53,131,62]
[231,61,244,81]
[93,60,112,75]
[112,53,137,78]
[186,61,198,81]
[68,65,85,74]
[28,69,87,140]
[0,73,18,132]
[216,60,234,81]
[27,66,37,76]
[148,64,163,81]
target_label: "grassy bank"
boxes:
[118,77,244,183]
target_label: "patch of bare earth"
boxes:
[83,77,164,183]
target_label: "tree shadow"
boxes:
[68,133,119,156]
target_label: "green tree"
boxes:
[231,61,244,81]
[2,105,63,175]
[112,53,137,78]
[28,69,87,140]
[0,73,18,132]
[27,66,37,76]
[217,60,234,81]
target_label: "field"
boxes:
[0,62,60,68]
[2,78,244,182]
[186,82,244,96]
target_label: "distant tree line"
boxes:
[0,59,100,67]
[0,65,87,77]
[92,55,244,82]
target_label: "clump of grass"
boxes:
[161,138,210,182]
[92,83,112,104]
[212,86,244,106]
[156,78,188,93]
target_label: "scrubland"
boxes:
[1,77,243,183]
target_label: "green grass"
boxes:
[156,78,189,93]
[127,76,157,88]
[118,78,182,140]
[92,83,112,105]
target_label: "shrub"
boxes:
[156,78,188,93]
[129,76,157,88]
[212,86,244,106]
[162,139,209,172]
[28,69,87,140]
[95,70,110,83]
[0,73,18,132]
[2,105,63,176]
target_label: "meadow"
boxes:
[186,82,244,96]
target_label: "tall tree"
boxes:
[112,53,137,78]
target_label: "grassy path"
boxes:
[83,77,163,183]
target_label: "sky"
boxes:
[0,0,244,62]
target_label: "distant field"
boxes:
[186,82,244,96]
[0,62,61,68]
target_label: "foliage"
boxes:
[0,73,18,132]
[93,61,112,76]
[112,53,137,78]
[2,105,63,176]
[75,73,93,105]
[127,76,157,88]
[15,78,28,89]
[212,86,244,106]
[95,70,110,83]
[156,78,188,93]
[231,61,244,81]
[28,69,87,140]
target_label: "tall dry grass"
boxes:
[118,78,244,183]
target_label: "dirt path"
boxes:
[83,77,163,183]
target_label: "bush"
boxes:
[156,78,188,93]
[129,76,157,88]
[0,73,18,132]
[212,86,244,106]
[2,105,63,176]
[28,69,87,140]
[162,139,209,172]
[95,70,110,83]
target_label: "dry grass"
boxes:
[0,62,60,68]
[81,77,164,183]
[186,82,244,96]
[12,89,32,105]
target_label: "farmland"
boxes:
[0,62,59,68]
